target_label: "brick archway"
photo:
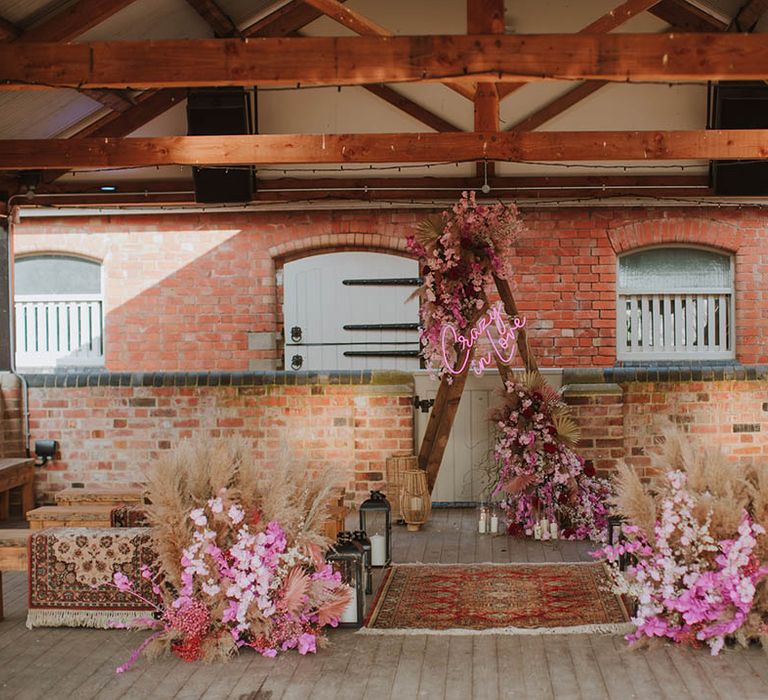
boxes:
[269,231,412,266]
[607,218,742,255]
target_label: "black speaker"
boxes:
[711,82,768,196]
[187,88,254,203]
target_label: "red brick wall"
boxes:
[13,206,768,370]
[27,372,414,505]
[564,374,768,479]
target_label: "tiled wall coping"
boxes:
[563,364,768,385]
[21,370,414,389]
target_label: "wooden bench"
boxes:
[0,528,30,620]
[55,486,144,507]
[0,458,35,523]
[26,505,114,530]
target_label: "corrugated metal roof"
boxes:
[77,0,212,41]
[0,90,102,139]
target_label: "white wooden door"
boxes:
[283,252,420,371]
[414,370,564,504]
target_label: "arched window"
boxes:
[14,254,104,368]
[617,247,734,361]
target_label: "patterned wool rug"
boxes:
[27,527,158,629]
[363,562,630,635]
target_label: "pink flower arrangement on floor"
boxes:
[597,471,768,655]
[406,191,523,376]
[490,371,610,540]
[109,489,352,671]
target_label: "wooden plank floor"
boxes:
[2,508,767,699]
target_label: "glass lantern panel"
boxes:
[361,510,388,538]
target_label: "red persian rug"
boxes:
[364,563,629,634]
[27,527,158,629]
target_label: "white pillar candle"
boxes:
[540,518,549,533]
[550,521,558,540]
[478,513,487,534]
[410,496,422,512]
[370,534,386,566]
[340,586,358,624]
[490,514,499,534]
[533,523,542,540]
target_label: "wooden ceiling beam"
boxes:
[497,0,663,100]
[6,34,767,89]
[469,0,503,176]
[503,0,741,133]
[299,0,474,100]
[733,0,768,31]
[361,84,461,132]
[649,0,727,31]
[0,15,20,41]
[0,130,766,169]
[242,0,346,37]
[27,174,711,204]
[184,0,240,37]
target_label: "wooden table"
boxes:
[0,458,35,522]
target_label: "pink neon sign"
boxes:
[440,302,526,376]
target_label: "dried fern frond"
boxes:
[414,216,443,247]
[552,412,581,448]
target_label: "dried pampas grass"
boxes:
[142,435,341,589]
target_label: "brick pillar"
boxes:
[562,369,624,476]
[0,372,24,458]
[0,217,11,372]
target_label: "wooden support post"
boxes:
[0,214,11,372]
[421,364,473,492]
[418,274,539,494]
[494,274,537,372]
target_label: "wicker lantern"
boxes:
[400,469,431,532]
[385,452,417,522]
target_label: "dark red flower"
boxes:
[543,443,557,454]
[583,460,596,477]
[521,407,534,418]
[507,522,524,537]
[460,237,474,249]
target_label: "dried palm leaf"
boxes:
[503,474,537,494]
[414,216,443,247]
[552,412,581,448]
[280,567,311,616]
[315,589,353,627]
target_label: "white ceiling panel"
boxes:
[0,90,101,139]
[77,0,212,41]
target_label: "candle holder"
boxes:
[400,469,431,532]
[359,490,391,567]
[326,533,366,628]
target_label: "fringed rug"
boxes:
[110,504,149,528]
[363,562,630,635]
[27,527,158,629]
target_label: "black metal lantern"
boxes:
[359,490,391,567]
[607,514,630,571]
[326,532,366,628]
[351,530,373,594]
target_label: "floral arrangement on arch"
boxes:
[598,424,768,655]
[406,191,523,376]
[109,437,351,671]
[489,371,611,540]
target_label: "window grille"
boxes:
[14,255,104,368]
[616,248,734,361]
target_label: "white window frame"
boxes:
[616,246,735,362]
[14,255,106,370]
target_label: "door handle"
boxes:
[290,354,304,370]
[290,326,302,343]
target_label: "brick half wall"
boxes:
[25,371,414,506]
[563,366,768,479]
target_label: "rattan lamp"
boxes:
[400,469,431,532]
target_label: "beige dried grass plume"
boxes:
[142,435,341,588]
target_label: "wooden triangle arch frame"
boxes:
[417,274,539,493]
